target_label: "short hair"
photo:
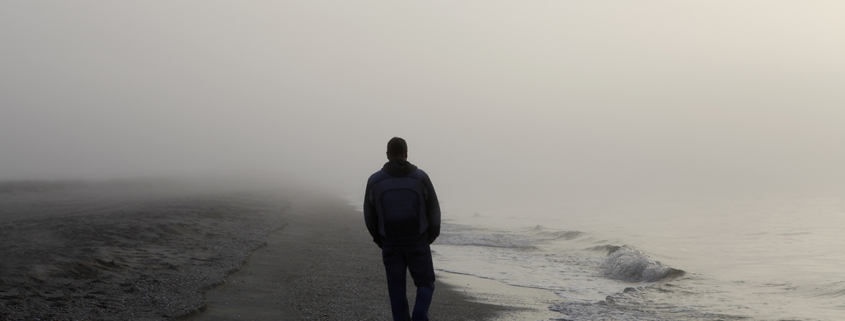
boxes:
[386,137,407,159]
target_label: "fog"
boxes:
[2,1,843,214]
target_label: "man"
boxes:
[364,137,441,321]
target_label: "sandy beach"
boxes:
[0,180,558,320]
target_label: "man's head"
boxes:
[386,137,408,160]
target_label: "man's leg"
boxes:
[407,241,435,321]
[383,245,411,321]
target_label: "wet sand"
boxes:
[0,180,558,320]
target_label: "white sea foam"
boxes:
[599,247,685,282]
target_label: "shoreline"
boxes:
[191,192,535,321]
[435,272,562,321]
[0,182,558,320]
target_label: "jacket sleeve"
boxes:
[421,172,441,243]
[363,178,382,247]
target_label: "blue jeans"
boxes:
[382,239,435,321]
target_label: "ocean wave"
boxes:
[438,224,584,250]
[805,281,845,299]
[523,225,584,240]
[436,232,539,250]
[550,289,745,321]
[542,230,585,240]
[599,247,685,282]
[586,244,623,254]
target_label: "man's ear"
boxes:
[386,152,391,160]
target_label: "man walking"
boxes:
[364,137,441,321]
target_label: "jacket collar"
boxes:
[382,158,418,177]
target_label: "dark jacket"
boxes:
[364,158,441,247]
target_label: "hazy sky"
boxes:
[2,1,843,212]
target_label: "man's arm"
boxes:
[421,172,441,244]
[363,180,382,248]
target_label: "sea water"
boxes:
[432,196,845,320]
